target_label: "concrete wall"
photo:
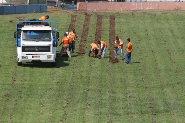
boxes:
[77,2,185,11]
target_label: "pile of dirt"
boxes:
[109,57,119,63]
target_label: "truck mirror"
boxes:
[14,32,16,38]
[56,32,59,39]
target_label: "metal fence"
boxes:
[0,4,47,15]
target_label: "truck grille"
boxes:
[22,46,50,52]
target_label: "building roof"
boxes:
[0,0,7,3]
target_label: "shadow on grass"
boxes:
[71,54,78,57]
[103,56,109,58]
[56,54,70,68]
[22,62,52,68]
[132,62,140,63]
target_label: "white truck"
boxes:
[14,20,59,66]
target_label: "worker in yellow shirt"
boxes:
[114,36,123,59]
[88,42,99,57]
[39,15,49,21]
[125,38,132,64]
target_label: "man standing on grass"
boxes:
[114,36,123,59]
[69,29,78,53]
[66,32,73,53]
[59,33,71,58]
[125,38,132,64]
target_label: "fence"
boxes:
[0,4,47,15]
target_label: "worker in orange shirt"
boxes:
[98,40,107,58]
[69,29,78,53]
[114,36,123,59]
[39,15,49,21]
[88,42,99,57]
[125,38,132,64]
[66,32,73,53]
[59,33,71,58]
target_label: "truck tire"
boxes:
[51,62,56,67]
[17,62,22,66]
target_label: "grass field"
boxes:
[1,10,185,123]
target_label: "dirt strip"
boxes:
[95,15,102,41]
[109,15,118,63]
[78,14,91,56]
[68,15,77,31]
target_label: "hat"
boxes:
[65,32,69,35]
[116,36,119,40]
[127,38,130,41]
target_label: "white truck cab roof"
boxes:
[22,25,52,30]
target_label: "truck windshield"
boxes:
[22,30,51,41]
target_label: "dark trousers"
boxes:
[69,43,72,52]
[88,48,98,57]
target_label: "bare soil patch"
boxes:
[109,15,118,63]
[78,14,91,56]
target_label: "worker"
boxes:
[66,32,73,53]
[98,40,107,58]
[88,42,99,57]
[59,33,71,58]
[114,36,123,59]
[125,38,132,64]
[39,15,49,21]
[69,29,78,53]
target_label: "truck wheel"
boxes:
[17,62,22,66]
[51,62,56,67]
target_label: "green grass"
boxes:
[1,10,185,123]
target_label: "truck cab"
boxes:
[14,20,59,66]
